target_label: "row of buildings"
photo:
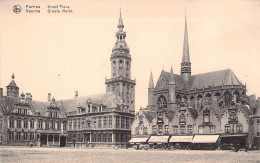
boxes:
[0,11,260,149]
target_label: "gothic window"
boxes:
[188,125,193,133]
[233,91,240,103]
[198,126,203,134]
[203,112,210,123]
[158,125,163,134]
[211,125,216,134]
[224,91,232,106]
[225,125,231,133]
[174,126,178,134]
[157,95,167,108]
[219,101,224,108]
[179,113,186,123]
[180,126,185,134]
[236,123,243,133]
[165,125,169,134]
[144,127,148,135]
[197,94,203,100]
[152,125,157,134]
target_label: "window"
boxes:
[77,120,81,129]
[69,121,72,130]
[188,125,193,133]
[24,132,28,140]
[198,126,203,134]
[165,125,169,134]
[144,127,148,135]
[174,126,178,134]
[93,118,97,128]
[17,119,21,128]
[179,114,186,123]
[109,116,112,128]
[86,119,91,128]
[24,120,28,128]
[38,120,43,129]
[158,125,163,134]
[17,132,21,140]
[257,132,260,137]
[45,121,49,130]
[116,116,120,128]
[257,119,260,124]
[126,117,130,129]
[152,125,157,134]
[57,122,60,130]
[135,127,139,135]
[51,122,55,130]
[98,117,102,128]
[233,92,240,103]
[30,132,34,140]
[9,131,14,140]
[24,109,27,115]
[230,112,236,120]
[121,117,125,129]
[63,122,67,130]
[30,120,34,129]
[73,120,76,130]
[103,116,107,128]
[225,125,231,133]
[211,125,216,134]
[180,126,185,134]
[204,112,210,123]
[236,124,243,133]
[157,95,167,108]
[224,92,232,106]
[18,109,22,114]
[9,119,14,128]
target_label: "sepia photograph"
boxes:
[0,0,260,162]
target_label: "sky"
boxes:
[0,0,260,112]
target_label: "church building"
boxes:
[131,15,260,150]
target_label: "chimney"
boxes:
[48,93,51,102]
[25,93,32,101]
[75,90,78,98]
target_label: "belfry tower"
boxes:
[181,14,191,82]
[105,10,136,112]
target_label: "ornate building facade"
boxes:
[131,16,260,150]
[0,11,135,147]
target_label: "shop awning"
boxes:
[169,136,194,143]
[148,136,169,143]
[129,137,149,143]
[191,135,219,143]
[220,134,247,138]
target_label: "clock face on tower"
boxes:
[157,95,167,108]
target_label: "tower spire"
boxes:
[149,71,154,89]
[169,66,175,84]
[118,8,124,29]
[181,11,191,81]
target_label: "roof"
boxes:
[60,92,123,113]
[7,80,18,87]
[159,69,241,91]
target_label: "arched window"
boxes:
[119,60,123,69]
[157,95,167,108]
[204,112,210,123]
[224,91,232,106]
[236,123,243,133]
[197,94,203,100]
[173,125,178,134]
[233,91,240,103]
[179,113,186,123]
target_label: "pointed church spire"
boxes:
[148,71,154,89]
[118,8,124,30]
[169,66,175,85]
[181,11,191,81]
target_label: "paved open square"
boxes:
[0,147,259,163]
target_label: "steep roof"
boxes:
[158,71,187,90]
[189,69,241,90]
[7,80,18,87]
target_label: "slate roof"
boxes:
[162,69,241,91]
[7,80,18,87]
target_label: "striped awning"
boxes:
[169,136,194,143]
[148,136,169,143]
[191,135,219,143]
[129,137,149,143]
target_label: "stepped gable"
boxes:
[61,92,123,113]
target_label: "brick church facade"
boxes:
[131,15,260,150]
